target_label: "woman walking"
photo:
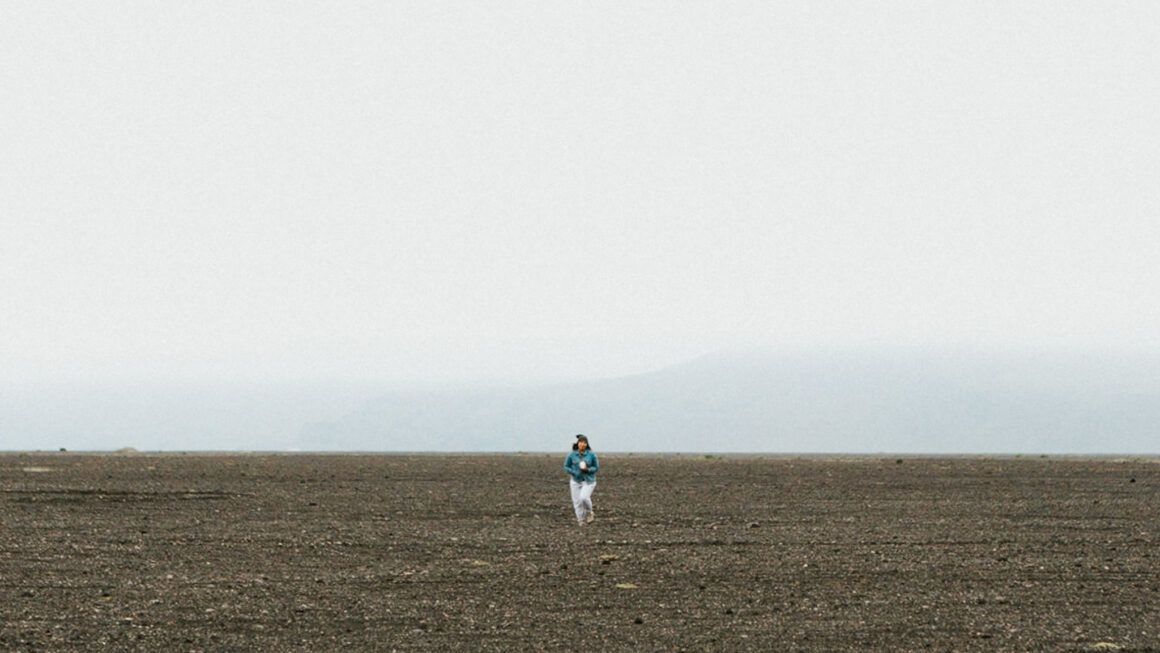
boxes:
[564,434,599,525]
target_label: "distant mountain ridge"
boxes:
[299,349,1160,454]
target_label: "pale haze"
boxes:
[2,3,1158,452]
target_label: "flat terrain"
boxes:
[1,453,1157,651]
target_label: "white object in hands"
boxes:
[579,461,588,471]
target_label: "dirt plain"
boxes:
[1,452,1157,652]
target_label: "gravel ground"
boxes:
[1,452,1158,651]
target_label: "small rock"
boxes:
[634,617,644,624]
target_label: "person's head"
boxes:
[575,434,589,452]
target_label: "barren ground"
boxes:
[1,453,1158,651]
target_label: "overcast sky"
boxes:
[3,2,1158,385]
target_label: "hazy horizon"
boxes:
[3,346,1158,455]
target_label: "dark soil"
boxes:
[2,453,1158,651]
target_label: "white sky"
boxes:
[3,2,1158,383]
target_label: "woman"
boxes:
[564,434,599,525]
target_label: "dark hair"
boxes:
[572,434,590,451]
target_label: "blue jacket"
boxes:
[564,450,598,483]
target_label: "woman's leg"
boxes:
[578,480,596,521]
[569,479,586,523]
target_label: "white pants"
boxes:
[570,479,596,523]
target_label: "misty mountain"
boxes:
[299,349,1160,454]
